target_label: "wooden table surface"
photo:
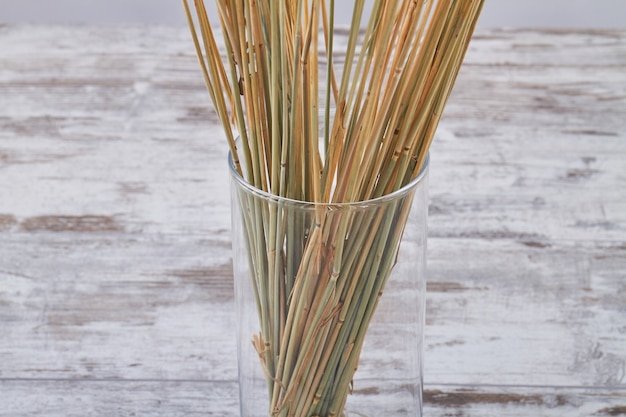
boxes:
[0,24,625,416]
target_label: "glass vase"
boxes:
[229,153,428,417]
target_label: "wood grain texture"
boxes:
[0,381,624,417]
[1,25,625,416]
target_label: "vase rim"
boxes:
[228,150,428,208]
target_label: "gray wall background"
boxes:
[1,0,625,28]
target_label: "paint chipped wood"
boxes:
[0,25,625,416]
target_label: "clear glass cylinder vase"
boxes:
[229,154,428,417]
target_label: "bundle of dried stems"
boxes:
[183,1,484,416]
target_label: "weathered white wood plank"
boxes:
[426,238,626,388]
[1,26,624,239]
[0,233,237,381]
[0,380,240,417]
[0,380,624,417]
[430,29,626,244]
[1,235,624,386]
